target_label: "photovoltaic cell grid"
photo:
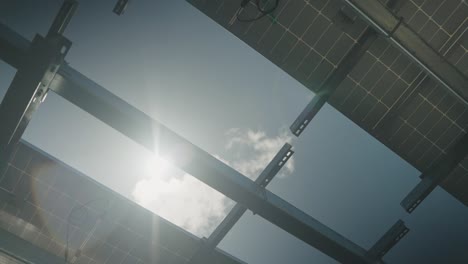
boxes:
[187,0,468,205]
[0,141,241,264]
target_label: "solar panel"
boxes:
[187,0,468,205]
[0,141,244,264]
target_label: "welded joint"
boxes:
[33,36,71,102]
[368,220,409,259]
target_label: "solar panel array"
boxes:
[187,0,468,205]
[0,141,242,264]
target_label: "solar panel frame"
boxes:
[0,140,245,264]
[187,0,468,205]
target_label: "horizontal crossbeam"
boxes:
[50,63,379,264]
[401,133,468,213]
[0,22,387,264]
[190,144,293,263]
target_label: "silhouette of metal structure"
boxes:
[188,0,468,211]
[0,0,466,263]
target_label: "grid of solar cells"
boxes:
[398,0,468,74]
[0,141,242,264]
[191,0,368,90]
[188,0,468,205]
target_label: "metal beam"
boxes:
[190,144,293,263]
[401,133,468,213]
[47,0,78,38]
[0,34,70,174]
[0,0,76,173]
[0,228,64,264]
[370,16,467,211]
[113,0,131,15]
[0,22,30,69]
[368,220,409,259]
[0,22,388,264]
[290,28,378,136]
[48,64,380,263]
[290,90,330,136]
[341,0,468,105]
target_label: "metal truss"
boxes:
[0,1,417,263]
[288,0,468,214]
[189,144,293,264]
[338,0,468,213]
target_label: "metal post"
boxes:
[190,144,293,263]
[368,220,409,259]
[290,28,377,136]
[0,35,70,173]
[401,133,468,213]
[0,0,76,173]
[47,0,78,38]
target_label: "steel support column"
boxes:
[0,0,75,173]
[190,144,293,264]
[47,0,78,38]
[368,220,409,259]
[290,28,378,136]
[0,35,70,173]
[341,0,468,105]
[401,133,468,213]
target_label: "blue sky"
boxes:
[1,0,467,263]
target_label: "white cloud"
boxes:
[225,128,295,179]
[133,168,231,236]
[132,128,294,236]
